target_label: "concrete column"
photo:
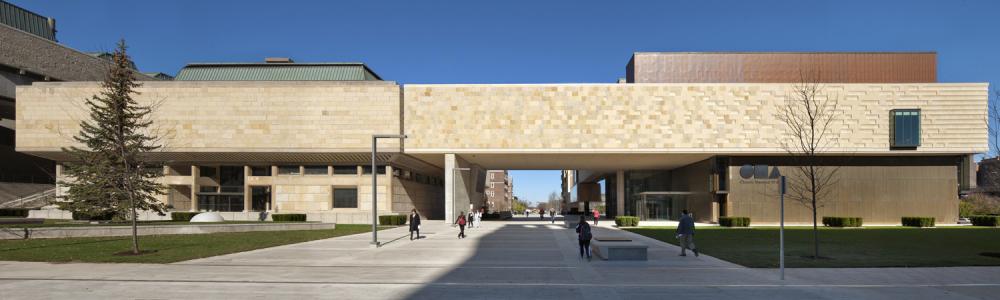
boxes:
[385,165,394,214]
[190,165,200,212]
[444,154,475,223]
[243,165,251,212]
[54,164,63,198]
[616,170,625,216]
[270,165,278,212]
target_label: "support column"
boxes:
[54,164,64,198]
[190,165,200,212]
[616,170,625,217]
[445,154,474,223]
[243,165,251,212]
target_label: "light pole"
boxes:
[779,175,786,280]
[453,167,471,223]
[371,134,407,247]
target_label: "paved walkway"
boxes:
[1,217,999,299]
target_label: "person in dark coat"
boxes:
[676,210,698,257]
[575,215,593,260]
[409,209,421,240]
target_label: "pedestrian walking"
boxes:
[468,211,475,228]
[575,215,593,260]
[676,210,699,257]
[539,209,544,221]
[549,209,555,224]
[592,209,600,225]
[456,212,467,239]
[409,209,421,241]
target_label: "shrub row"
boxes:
[615,216,639,227]
[171,212,199,222]
[272,213,307,222]
[378,214,407,225]
[718,216,751,227]
[822,216,863,227]
[71,211,117,221]
[901,216,935,227]
[970,215,1000,227]
[0,208,30,218]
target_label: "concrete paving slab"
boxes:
[1,218,999,299]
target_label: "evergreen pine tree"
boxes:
[59,40,165,254]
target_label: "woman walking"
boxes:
[456,212,467,239]
[575,215,593,260]
[409,209,421,241]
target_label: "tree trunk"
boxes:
[130,193,139,254]
[810,166,819,259]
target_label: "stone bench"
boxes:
[591,236,648,261]
[564,217,581,229]
[0,218,44,225]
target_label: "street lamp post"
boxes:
[779,175,786,280]
[453,167,471,223]
[371,134,407,247]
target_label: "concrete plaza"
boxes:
[1,217,999,299]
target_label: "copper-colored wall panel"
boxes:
[629,52,936,83]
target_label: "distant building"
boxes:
[484,170,513,213]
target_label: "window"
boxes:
[199,186,218,193]
[251,166,271,176]
[277,165,300,175]
[362,166,386,175]
[199,166,217,178]
[333,166,358,175]
[891,109,920,148]
[304,165,328,175]
[333,188,358,208]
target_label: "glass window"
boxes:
[199,186,218,193]
[219,166,244,187]
[891,109,920,148]
[304,165,328,175]
[362,166,386,175]
[251,166,272,176]
[333,188,358,208]
[333,166,358,175]
[199,166,217,178]
[277,165,300,175]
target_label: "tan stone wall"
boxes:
[16,81,401,153]
[404,83,987,154]
[727,165,958,225]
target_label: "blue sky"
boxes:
[14,0,999,204]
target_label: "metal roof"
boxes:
[174,63,383,81]
[0,0,55,41]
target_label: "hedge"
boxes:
[378,214,407,225]
[970,215,1000,227]
[615,216,639,227]
[171,212,199,222]
[719,216,751,227]
[272,213,307,222]
[0,208,30,218]
[901,216,935,227]
[822,216,863,227]
[71,211,117,221]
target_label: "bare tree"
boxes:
[776,79,840,259]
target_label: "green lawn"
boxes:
[0,224,388,263]
[626,226,1000,268]
[0,219,272,228]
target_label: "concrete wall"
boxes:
[404,83,987,154]
[392,176,444,220]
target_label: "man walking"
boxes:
[409,209,421,241]
[676,210,698,257]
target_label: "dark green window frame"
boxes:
[891,109,921,148]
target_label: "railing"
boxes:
[0,188,56,209]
